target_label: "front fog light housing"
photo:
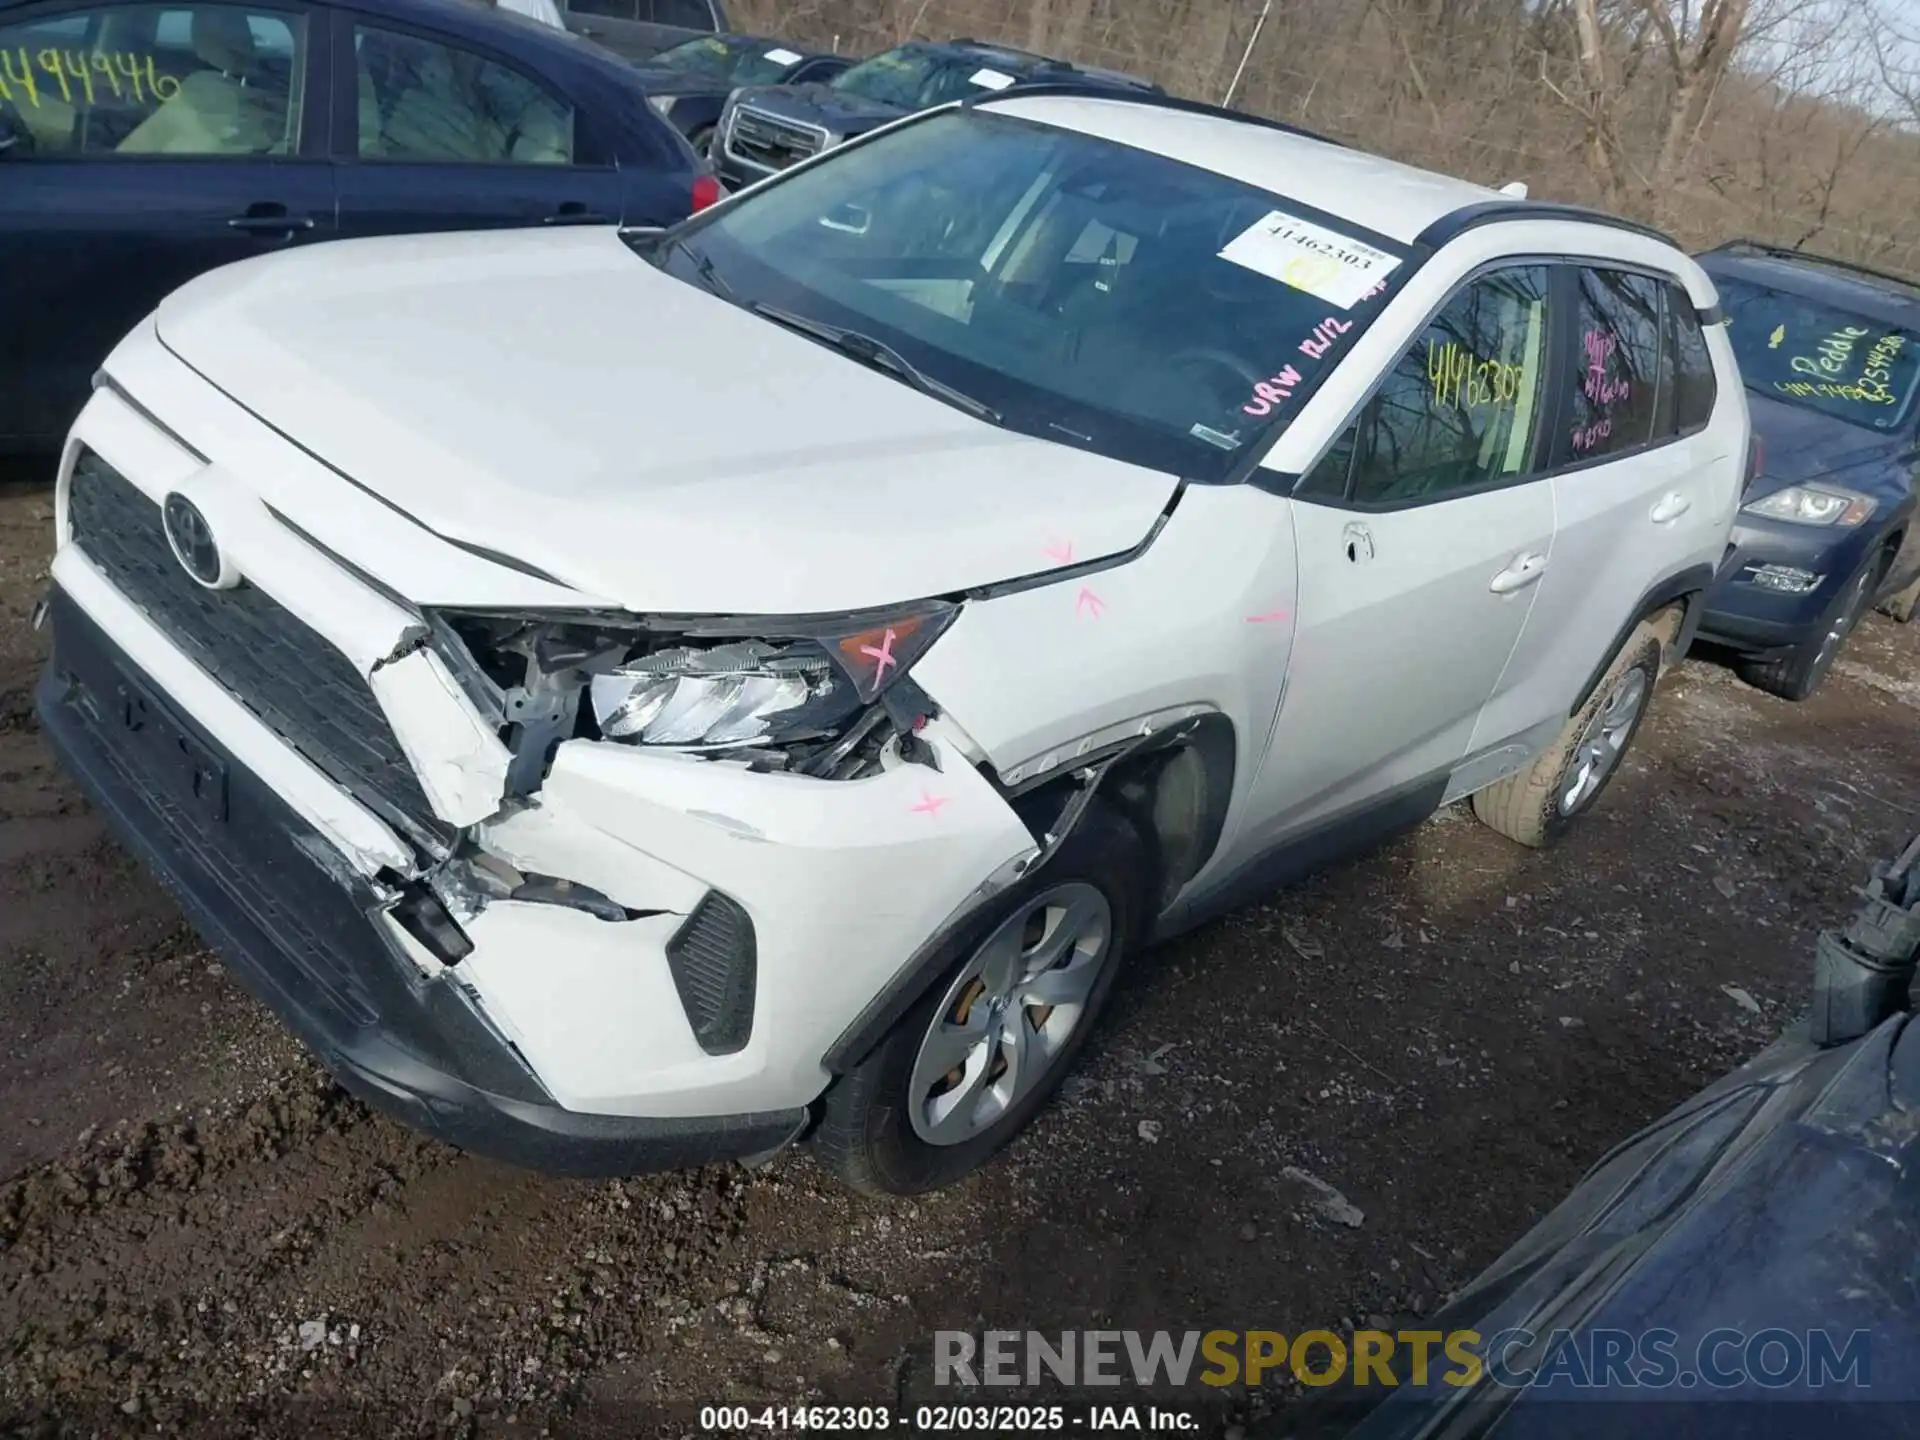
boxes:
[1747,563,1823,594]
[1743,484,1876,527]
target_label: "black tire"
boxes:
[1736,546,1890,701]
[1472,615,1668,849]
[812,801,1147,1196]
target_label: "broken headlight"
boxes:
[588,605,953,751]
[591,639,846,748]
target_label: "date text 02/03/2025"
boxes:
[697,1403,1201,1433]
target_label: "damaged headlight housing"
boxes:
[438,602,957,773]
[588,607,953,750]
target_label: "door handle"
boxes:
[1489,552,1548,594]
[227,205,314,236]
[544,202,612,225]
[1649,492,1692,524]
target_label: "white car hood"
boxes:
[152,228,1181,615]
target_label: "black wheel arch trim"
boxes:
[1574,563,1715,718]
[821,713,1234,1074]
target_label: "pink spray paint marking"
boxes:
[1581,329,1630,406]
[1243,364,1304,418]
[1298,315,1354,361]
[858,627,899,683]
[1076,587,1105,619]
[910,789,949,818]
[1043,538,1075,565]
[1245,609,1291,624]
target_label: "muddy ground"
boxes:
[1,458,1917,1438]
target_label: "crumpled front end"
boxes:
[38,333,1044,1172]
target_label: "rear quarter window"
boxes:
[1670,283,1717,431]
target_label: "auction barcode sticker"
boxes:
[1218,210,1402,309]
[969,68,1017,90]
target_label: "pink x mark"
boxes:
[1043,538,1075,565]
[910,789,949,818]
[858,627,898,683]
[1076,587,1105,620]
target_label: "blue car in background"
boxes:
[1690,241,1920,699]
[0,0,714,454]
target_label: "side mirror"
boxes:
[0,108,31,158]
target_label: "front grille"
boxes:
[727,107,824,171]
[67,452,452,853]
[665,891,757,1056]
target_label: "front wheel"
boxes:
[1472,611,1672,849]
[811,802,1146,1196]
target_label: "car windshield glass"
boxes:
[829,46,1019,108]
[652,35,795,86]
[1715,274,1920,430]
[656,108,1410,480]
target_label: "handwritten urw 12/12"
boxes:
[0,47,183,109]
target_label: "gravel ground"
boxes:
[1,461,1917,1437]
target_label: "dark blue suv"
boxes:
[1693,240,1920,699]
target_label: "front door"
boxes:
[1239,263,1561,850]
[0,0,332,447]
[334,14,624,236]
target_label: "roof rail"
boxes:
[1416,199,1678,251]
[965,84,1344,148]
[1705,238,1920,294]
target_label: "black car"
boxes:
[633,32,847,155]
[1690,240,1920,700]
[554,0,723,64]
[0,0,715,456]
[712,37,1162,188]
[1284,828,1920,1440]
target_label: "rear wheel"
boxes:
[812,803,1145,1196]
[1737,546,1888,701]
[1472,612,1671,849]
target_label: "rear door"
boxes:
[332,11,625,235]
[0,0,333,448]
[1476,264,1732,754]
[1240,263,1561,847]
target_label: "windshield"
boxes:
[652,35,800,87]
[1715,274,1920,430]
[829,46,1025,109]
[660,109,1410,480]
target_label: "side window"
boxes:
[1570,268,1666,458]
[355,25,572,164]
[1347,265,1552,506]
[0,4,306,157]
[568,0,639,17]
[647,0,714,26]
[1670,284,1718,431]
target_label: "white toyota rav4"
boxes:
[36,88,1748,1194]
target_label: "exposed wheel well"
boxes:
[1007,713,1237,921]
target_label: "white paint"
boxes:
[146,228,1179,615]
[365,648,513,827]
[968,68,1016,90]
[1218,209,1403,308]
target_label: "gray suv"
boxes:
[559,0,727,63]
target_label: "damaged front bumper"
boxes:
[44,392,1041,1169]
[37,591,811,1175]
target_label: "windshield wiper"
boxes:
[748,303,1002,424]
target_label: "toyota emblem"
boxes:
[161,493,233,589]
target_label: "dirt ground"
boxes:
[2,458,1917,1438]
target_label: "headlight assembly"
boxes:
[436,603,956,775]
[1743,483,1876,527]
